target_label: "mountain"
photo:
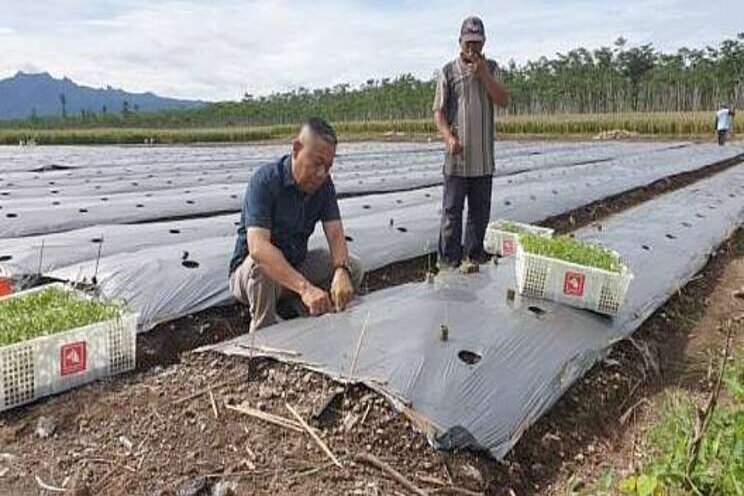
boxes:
[0,71,203,119]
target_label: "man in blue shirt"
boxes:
[229,118,363,332]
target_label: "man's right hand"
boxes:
[446,135,463,156]
[300,284,332,316]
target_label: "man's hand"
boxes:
[300,284,332,316]
[446,135,463,156]
[330,267,354,312]
[470,56,491,82]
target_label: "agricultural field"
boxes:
[1,111,741,145]
[0,138,742,495]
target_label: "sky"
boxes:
[0,0,741,101]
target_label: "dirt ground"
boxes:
[1,223,741,496]
[0,153,742,495]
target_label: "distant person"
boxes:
[715,104,735,145]
[229,118,364,333]
[433,16,510,271]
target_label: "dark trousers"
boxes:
[717,130,728,146]
[438,175,493,265]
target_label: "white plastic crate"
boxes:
[0,283,137,412]
[484,220,554,257]
[515,245,632,316]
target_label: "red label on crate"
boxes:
[502,238,514,256]
[60,342,87,376]
[563,271,585,296]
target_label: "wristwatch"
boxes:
[334,261,353,280]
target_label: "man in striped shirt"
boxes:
[433,16,510,270]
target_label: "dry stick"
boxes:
[224,403,303,433]
[36,239,46,277]
[354,453,428,496]
[430,487,485,496]
[92,233,104,283]
[208,389,219,419]
[172,375,246,405]
[237,343,301,357]
[686,319,735,480]
[82,457,137,474]
[289,456,350,480]
[348,311,371,379]
[286,402,343,468]
[34,475,66,493]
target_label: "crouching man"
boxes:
[229,118,364,333]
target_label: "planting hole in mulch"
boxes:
[397,227,408,233]
[0,255,12,262]
[169,229,181,234]
[528,305,547,319]
[345,235,354,242]
[458,350,481,365]
[182,260,200,269]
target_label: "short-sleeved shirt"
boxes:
[229,155,341,273]
[716,108,731,131]
[433,57,500,177]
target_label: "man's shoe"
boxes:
[459,259,480,274]
[436,258,460,273]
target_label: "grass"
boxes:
[617,354,743,496]
[1,111,740,144]
[520,233,623,273]
[0,286,122,347]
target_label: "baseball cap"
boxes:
[460,16,486,43]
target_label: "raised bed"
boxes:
[0,283,136,412]
[484,220,554,257]
[515,235,632,316]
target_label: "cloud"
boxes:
[0,0,741,101]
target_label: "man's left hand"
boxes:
[330,267,354,312]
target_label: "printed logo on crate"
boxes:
[501,238,514,256]
[563,271,586,297]
[60,342,87,376]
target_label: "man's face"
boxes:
[291,138,335,193]
[460,40,484,59]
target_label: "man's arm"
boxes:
[322,219,349,271]
[322,219,355,311]
[432,72,463,155]
[475,60,510,107]
[434,109,462,155]
[247,227,330,315]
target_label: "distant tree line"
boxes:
[4,34,743,129]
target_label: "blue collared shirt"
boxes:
[229,155,341,273]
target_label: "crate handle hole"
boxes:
[182,260,200,269]
[642,245,651,250]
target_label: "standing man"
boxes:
[229,118,364,333]
[433,16,510,271]
[715,104,735,146]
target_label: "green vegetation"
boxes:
[0,286,122,347]
[2,111,740,145]
[496,221,530,234]
[617,355,743,495]
[520,233,623,272]
[1,34,742,140]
